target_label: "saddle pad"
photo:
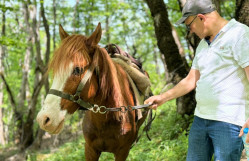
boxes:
[111,54,151,97]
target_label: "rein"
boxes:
[89,104,152,114]
[48,65,151,114]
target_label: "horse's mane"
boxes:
[48,34,127,108]
[49,35,91,75]
[94,47,132,131]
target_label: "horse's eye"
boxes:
[73,67,83,75]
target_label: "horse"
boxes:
[36,23,152,161]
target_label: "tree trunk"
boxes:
[105,0,110,43]
[20,1,35,149]
[0,2,23,145]
[0,104,5,145]
[40,0,50,94]
[153,46,161,75]
[73,0,80,33]
[28,129,45,150]
[0,3,6,146]
[85,0,94,36]
[28,0,51,150]
[236,0,249,26]
[21,0,51,150]
[144,0,196,115]
[53,0,57,51]
[177,0,186,11]
[212,0,221,14]
[159,50,169,81]
[172,25,185,56]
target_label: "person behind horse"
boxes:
[145,0,249,160]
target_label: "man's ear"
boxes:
[197,14,206,21]
[59,25,69,40]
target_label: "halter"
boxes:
[48,65,95,111]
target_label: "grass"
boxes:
[29,100,193,161]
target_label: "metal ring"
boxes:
[99,106,107,114]
[127,105,133,111]
[120,106,127,113]
[91,105,99,113]
[73,94,80,102]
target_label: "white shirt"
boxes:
[191,19,249,126]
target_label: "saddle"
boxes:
[105,44,143,71]
[105,44,151,97]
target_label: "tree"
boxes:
[0,0,7,146]
[0,0,50,150]
[236,0,249,26]
[21,0,51,150]
[144,0,196,115]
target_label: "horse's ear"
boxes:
[87,22,102,46]
[59,24,69,40]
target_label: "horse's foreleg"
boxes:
[114,148,130,161]
[85,143,101,161]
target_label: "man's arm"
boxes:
[239,66,249,141]
[244,66,249,81]
[144,69,200,109]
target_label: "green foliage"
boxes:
[220,0,236,19]
[145,64,166,94]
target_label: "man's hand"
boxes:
[144,95,165,110]
[239,119,249,143]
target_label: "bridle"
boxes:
[48,63,152,114]
[48,65,95,110]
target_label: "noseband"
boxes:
[48,65,95,111]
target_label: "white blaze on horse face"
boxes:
[36,62,74,134]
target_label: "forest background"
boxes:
[0,0,248,160]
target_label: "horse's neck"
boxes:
[89,65,134,121]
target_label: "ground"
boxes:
[0,122,83,161]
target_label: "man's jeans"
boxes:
[187,116,243,161]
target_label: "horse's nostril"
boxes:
[43,116,51,126]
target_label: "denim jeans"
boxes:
[187,116,243,161]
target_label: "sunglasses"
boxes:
[186,16,197,31]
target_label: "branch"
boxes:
[0,73,16,108]
[32,71,48,99]
[40,0,50,65]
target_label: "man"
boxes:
[144,0,249,160]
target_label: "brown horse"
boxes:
[36,23,151,161]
